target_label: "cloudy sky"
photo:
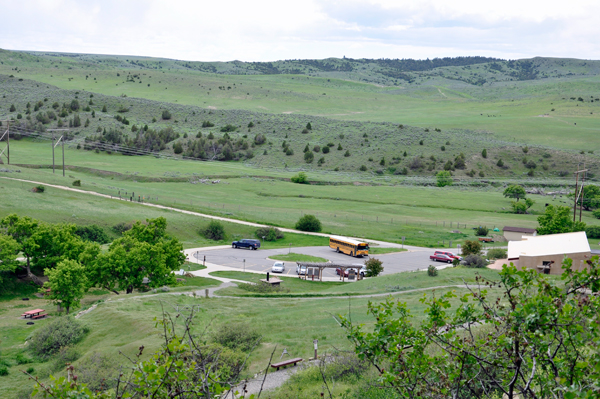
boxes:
[1,0,599,62]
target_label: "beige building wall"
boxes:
[519,252,592,275]
[504,231,535,242]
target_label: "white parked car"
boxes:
[272,261,285,273]
[296,265,307,275]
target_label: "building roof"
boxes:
[508,231,590,260]
[503,226,537,234]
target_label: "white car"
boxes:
[272,262,285,273]
[296,265,307,275]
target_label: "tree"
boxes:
[461,239,481,256]
[89,218,185,294]
[70,99,80,111]
[162,110,172,120]
[306,122,312,130]
[481,148,487,158]
[0,234,20,284]
[436,170,453,187]
[511,197,535,214]
[537,204,586,235]
[340,259,600,399]
[173,142,183,154]
[9,104,16,112]
[569,184,600,211]
[1,214,40,281]
[474,226,489,236]
[295,214,321,232]
[364,258,384,277]
[503,184,526,201]
[304,150,314,163]
[43,259,87,314]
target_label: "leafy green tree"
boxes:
[89,218,185,294]
[340,259,600,399]
[436,170,453,187]
[511,197,535,214]
[537,204,586,235]
[364,258,384,277]
[43,259,88,314]
[1,214,39,279]
[0,234,20,284]
[568,184,600,211]
[295,214,322,232]
[461,239,481,256]
[70,99,80,111]
[503,184,526,201]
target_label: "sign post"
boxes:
[313,339,318,360]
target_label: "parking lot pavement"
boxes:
[189,245,440,278]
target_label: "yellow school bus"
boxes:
[329,236,369,257]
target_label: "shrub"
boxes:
[75,225,110,244]
[112,222,132,235]
[0,366,7,376]
[461,240,482,256]
[482,149,487,158]
[593,210,600,219]
[212,322,261,352]
[586,225,600,239]
[76,352,117,391]
[52,346,81,371]
[72,180,81,187]
[365,258,384,277]
[290,172,309,184]
[427,265,438,276]
[295,214,322,232]
[238,282,290,294]
[409,157,424,170]
[220,124,237,133]
[34,185,45,193]
[255,227,284,241]
[486,248,507,259]
[161,110,172,120]
[463,254,487,268]
[322,146,330,154]
[201,121,214,128]
[474,226,489,236]
[29,317,88,360]
[436,170,452,187]
[200,343,247,381]
[203,220,225,241]
[359,165,367,171]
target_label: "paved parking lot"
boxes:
[191,245,439,278]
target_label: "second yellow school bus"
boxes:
[329,236,369,257]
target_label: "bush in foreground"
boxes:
[211,322,261,352]
[427,265,438,276]
[29,317,88,360]
[295,214,321,232]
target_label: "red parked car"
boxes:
[429,254,454,263]
[434,251,462,261]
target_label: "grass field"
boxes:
[2,153,599,248]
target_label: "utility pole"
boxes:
[48,129,69,176]
[573,165,588,223]
[0,120,8,165]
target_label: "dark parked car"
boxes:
[232,239,261,250]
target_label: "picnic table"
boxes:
[21,309,47,319]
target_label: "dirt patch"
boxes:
[207,106,217,110]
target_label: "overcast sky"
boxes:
[1,0,599,62]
